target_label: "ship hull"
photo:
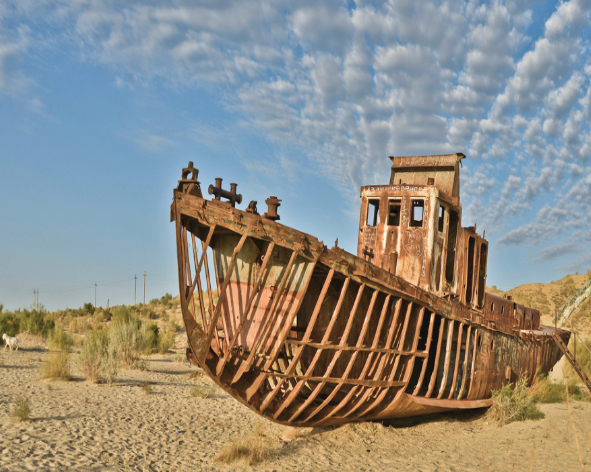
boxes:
[173,190,568,427]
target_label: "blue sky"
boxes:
[1,0,591,310]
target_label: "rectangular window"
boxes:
[388,200,401,226]
[445,210,459,283]
[438,205,445,232]
[410,200,424,227]
[366,199,380,227]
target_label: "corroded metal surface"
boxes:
[173,154,570,427]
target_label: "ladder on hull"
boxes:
[553,333,591,394]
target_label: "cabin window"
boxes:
[438,206,445,232]
[388,200,401,226]
[477,243,487,308]
[465,237,475,304]
[410,200,424,227]
[445,210,459,283]
[366,199,380,227]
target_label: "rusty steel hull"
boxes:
[173,189,568,427]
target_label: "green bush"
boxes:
[10,396,30,422]
[0,311,20,343]
[144,322,160,354]
[158,330,175,354]
[487,375,545,425]
[83,302,95,315]
[19,309,55,336]
[48,328,72,352]
[109,317,146,367]
[79,330,118,384]
[41,351,71,380]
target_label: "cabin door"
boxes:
[432,202,446,293]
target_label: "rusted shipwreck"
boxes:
[172,153,573,427]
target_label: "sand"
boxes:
[1,337,590,471]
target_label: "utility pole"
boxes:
[33,289,36,310]
[134,274,137,305]
[143,271,146,305]
[95,282,97,308]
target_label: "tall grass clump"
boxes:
[563,337,591,381]
[0,310,19,343]
[109,315,146,368]
[79,330,118,384]
[19,308,55,336]
[487,375,545,425]
[215,423,273,466]
[41,327,71,380]
[10,395,30,422]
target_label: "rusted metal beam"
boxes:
[456,325,472,400]
[233,249,300,384]
[426,317,446,398]
[204,234,248,351]
[272,277,351,419]
[246,256,320,403]
[190,233,208,330]
[412,311,436,395]
[321,294,393,421]
[288,284,366,423]
[302,289,380,422]
[340,298,402,419]
[448,322,465,400]
[216,242,276,377]
[437,320,455,399]
[258,268,335,412]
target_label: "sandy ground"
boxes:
[1,339,590,472]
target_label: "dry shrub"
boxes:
[487,375,544,425]
[216,423,273,466]
[109,318,146,368]
[79,330,118,384]
[530,372,590,403]
[10,395,30,422]
[48,327,72,352]
[158,330,175,354]
[190,384,216,398]
[141,384,153,395]
[41,351,71,380]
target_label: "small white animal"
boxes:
[2,333,18,351]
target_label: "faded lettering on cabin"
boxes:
[398,156,446,167]
[401,194,409,228]
[363,226,376,248]
[402,229,423,258]
[365,185,423,193]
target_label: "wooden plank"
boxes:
[448,322,465,400]
[425,316,446,398]
[215,242,276,377]
[303,289,379,422]
[437,320,455,399]
[288,284,366,423]
[232,249,299,384]
[204,234,248,350]
[456,325,472,400]
[258,269,335,412]
[412,311,436,395]
[272,277,351,419]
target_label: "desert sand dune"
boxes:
[1,337,590,471]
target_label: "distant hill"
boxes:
[487,271,591,334]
